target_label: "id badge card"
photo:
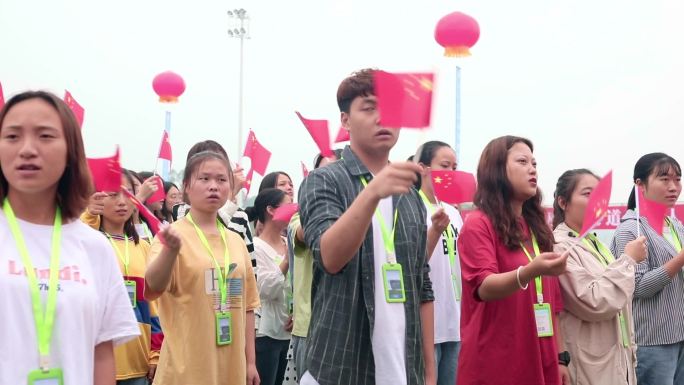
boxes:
[382,263,406,303]
[27,368,64,385]
[215,311,233,346]
[533,303,554,337]
[125,280,137,308]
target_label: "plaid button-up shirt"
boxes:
[298,146,434,385]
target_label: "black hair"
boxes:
[161,181,180,223]
[182,151,232,206]
[313,149,343,169]
[552,169,599,229]
[244,188,286,223]
[413,141,453,189]
[259,171,292,193]
[99,168,140,244]
[627,153,681,210]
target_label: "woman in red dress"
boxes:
[456,136,570,385]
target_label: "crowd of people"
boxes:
[1,68,682,385]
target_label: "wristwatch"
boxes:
[558,351,571,366]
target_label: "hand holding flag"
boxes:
[146,176,166,204]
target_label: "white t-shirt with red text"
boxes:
[0,210,140,384]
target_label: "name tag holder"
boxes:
[215,311,233,345]
[125,280,137,308]
[382,262,406,303]
[27,366,64,385]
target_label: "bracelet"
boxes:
[516,266,529,290]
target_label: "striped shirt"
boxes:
[298,145,433,385]
[610,209,684,346]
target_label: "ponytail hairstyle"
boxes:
[413,140,452,189]
[258,171,292,194]
[627,153,681,210]
[552,169,599,229]
[245,188,286,224]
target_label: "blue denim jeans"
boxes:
[636,342,684,385]
[435,341,461,385]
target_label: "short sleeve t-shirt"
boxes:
[425,202,463,343]
[0,210,140,385]
[149,217,260,385]
[456,210,563,385]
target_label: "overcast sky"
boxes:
[1,0,682,204]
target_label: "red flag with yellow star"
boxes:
[243,130,271,175]
[87,147,122,192]
[64,90,84,128]
[374,71,434,129]
[430,170,476,204]
[296,111,334,157]
[579,171,612,238]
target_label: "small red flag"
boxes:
[295,111,333,157]
[374,71,434,129]
[64,90,84,128]
[147,176,166,204]
[579,171,612,238]
[158,131,172,161]
[0,81,5,110]
[87,147,122,192]
[301,161,309,178]
[638,188,669,235]
[243,130,271,175]
[430,170,476,205]
[273,203,299,223]
[122,189,162,235]
[243,168,254,194]
[334,126,350,143]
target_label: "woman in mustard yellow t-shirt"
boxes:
[145,151,260,385]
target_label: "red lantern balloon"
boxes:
[434,12,480,57]
[152,71,186,103]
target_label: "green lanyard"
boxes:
[418,190,461,300]
[519,234,544,304]
[4,199,62,370]
[106,233,130,276]
[360,177,398,263]
[666,218,683,253]
[570,229,630,348]
[187,214,231,308]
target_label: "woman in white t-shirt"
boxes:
[248,187,293,385]
[0,90,140,384]
[414,141,464,385]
